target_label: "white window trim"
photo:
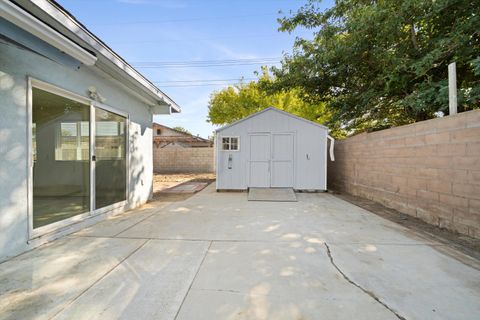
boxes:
[220,136,240,152]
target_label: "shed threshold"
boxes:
[247,188,297,202]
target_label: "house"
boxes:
[215,107,334,191]
[153,123,213,148]
[0,0,180,261]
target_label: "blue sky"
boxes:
[58,0,333,138]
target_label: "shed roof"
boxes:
[215,107,329,133]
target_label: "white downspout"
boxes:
[327,135,335,161]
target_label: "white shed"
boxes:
[215,107,333,191]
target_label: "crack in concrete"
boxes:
[324,243,407,320]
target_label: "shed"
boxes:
[215,107,333,191]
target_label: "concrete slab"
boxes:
[0,237,146,320]
[177,241,396,320]
[248,188,297,202]
[1,183,479,320]
[177,287,395,320]
[53,240,210,320]
[328,243,480,320]
[73,202,171,238]
[119,185,431,245]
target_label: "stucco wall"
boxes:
[328,110,480,238]
[153,147,215,173]
[0,19,154,261]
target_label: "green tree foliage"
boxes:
[207,71,342,135]
[172,126,192,135]
[271,0,479,133]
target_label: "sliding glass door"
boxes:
[32,87,90,229]
[94,108,127,209]
[31,82,128,233]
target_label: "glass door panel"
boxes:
[32,87,90,228]
[95,108,127,209]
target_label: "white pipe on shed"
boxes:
[327,135,335,161]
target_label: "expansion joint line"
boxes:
[324,243,407,320]
[174,240,213,320]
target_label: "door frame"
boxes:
[90,101,130,216]
[26,77,130,239]
[247,131,296,188]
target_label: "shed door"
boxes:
[249,134,270,187]
[271,133,294,187]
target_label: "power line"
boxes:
[153,78,257,83]
[107,34,286,45]
[132,57,280,65]
[132,58,281,69]
[136,63,279,68]
[159,83,245,88]
[91,13,278,26]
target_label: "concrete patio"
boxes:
[1,184,479,320]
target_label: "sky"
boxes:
[57,0,333,138]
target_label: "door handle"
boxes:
[92,155,96,161]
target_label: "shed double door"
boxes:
[248,132,294,188]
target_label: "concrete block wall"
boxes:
[328,110,480,238]
[153,147,215,173]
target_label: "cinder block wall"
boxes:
[153,147,215,173]
[328,110,480,238]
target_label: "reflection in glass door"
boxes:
[32,87,90,229]
[94,108,127,209]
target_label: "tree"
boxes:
[270,0,480,134]
[207,71,343,136]
[172,126,192,135]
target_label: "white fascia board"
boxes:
[0,0,97,66]
[150,104,171,115]
[29,0,180,112]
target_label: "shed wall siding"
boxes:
[0,27,154,261]
[216,109,327,190]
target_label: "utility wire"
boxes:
[132,57,280,66]
[159,83,246,88]
[92,13,278,26]
[136,63,279,68]
[135,64,277,68]
[133,57,281,63]
[153,78,257,83]
[107,34,285,44]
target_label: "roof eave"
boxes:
[17,0,181,112]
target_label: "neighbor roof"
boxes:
[153,123,211,142]
[215,107,329,133]
[3,0,180,113]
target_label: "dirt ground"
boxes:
[152,173,216,202]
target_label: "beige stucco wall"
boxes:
[153,147,215,173]
[328,110,480,238]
